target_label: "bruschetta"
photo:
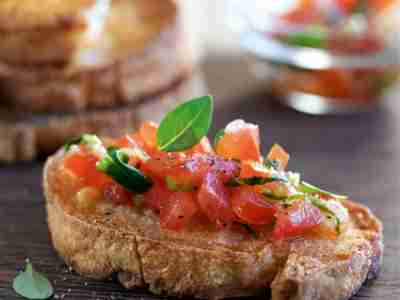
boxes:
[43,96,383,300]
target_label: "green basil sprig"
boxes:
[97,147,153,193]
[157,96,213,152]
[13,260,54,300]
[226,175,287,187]
[165,176,197,192]
[299,181,347,200]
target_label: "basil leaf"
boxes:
[283,26,328,49]
[213,129,225,147]
[226,175,287,187]
[97,147,153,193]
[13,260,53,300]
[299,181,347,200]
[157,96,214,152]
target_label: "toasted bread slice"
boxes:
[0,25,190,113]
[0,0,177,67]
[0,72,204,163]
[43,152,383,299]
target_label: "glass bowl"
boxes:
[226,0,400,114]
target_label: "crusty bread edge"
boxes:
[43,150,384,300]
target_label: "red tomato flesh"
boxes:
[216,120,261,162]
[232,186,276,225]
[267,144,290,170]
[103,183,133,206]
[240,160,270,178]
[139,121,159,151]
[198,172,236,228]
[186,137,215,155]
[143,179,173,212]
[273,201,325,239]
[63,152,113,189]
[160,192,198,230]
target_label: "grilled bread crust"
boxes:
[0,72,200,163]
[43,151,383,300]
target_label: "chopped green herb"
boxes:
[308,196,341,234]
[157,95,214,152]
[64,134,103,153]
[13,260,54,300]
[282,25,328,49]
[264,159,280,170]
[97,147,153,193]
[299,181,347,200]
[226,175,287,187]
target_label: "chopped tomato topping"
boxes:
[273,201,325,239]
[267,144,290,170]
[197,172,236,228]
[216,120,261,162]
[139,121,159,151]
[186,137,215,155]
[103,183,133,206]
[143,179,173,212]
[240,160,269,178]
[231,186,276,225]
[160,192,199,230]
[64,152,113,188]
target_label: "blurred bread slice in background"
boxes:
[0,73,206,163]
[0,0,191,112]
[0,0,205,162]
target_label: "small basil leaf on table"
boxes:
[213,129,225,147]
[283,25,328,49]
[157,95,214,152]
[13,260,54,300]
[97,147,153,193]
[299,181,347,200]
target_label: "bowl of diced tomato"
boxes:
[226,0,400,114]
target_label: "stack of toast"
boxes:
[0,0,195,162]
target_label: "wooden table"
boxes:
[1,2,400,299]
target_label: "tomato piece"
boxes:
[103,183,133,206]
[216,119,261,162]
[114,133,145,148]
[197,172,236,228]
[160,192,198,230]
[240,160,270,178]
[267,144,290,170]
[232,186,276,225]
[186,137,215,155]
[336,0,358,13]
[64,152,113,188]
[143,179,173,212]
[273,201,325,239]
[139,121,159,151]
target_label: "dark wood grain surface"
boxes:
[1,51,400,300]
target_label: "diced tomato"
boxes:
[114,133,145,149]
[143,179,173,212]
[103,183,133,206]
[336,0,358,13]
[273,201,325,239]
[240,160,270,178]
[231,186,276,225]
[186,137,215,155]
[254,181,291,198]
[160,192,198,230]
[63,152,113,188]
[267,144,290,170]
[197,172,236,228]
[216,120,261,162]
[139,121,159,151]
